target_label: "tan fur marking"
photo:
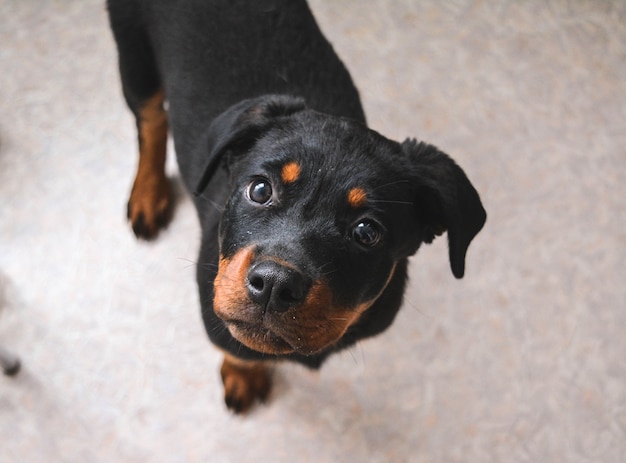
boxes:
[281,161,301,184]
[347,187,368,208]
[128,88,171,238]
[220,353,271,413]
[298,262,398,352]
[213,247,256,316]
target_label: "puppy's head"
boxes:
[196,95,486,356]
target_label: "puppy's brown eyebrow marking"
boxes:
[347,187,367,208]
[281,161,301,184]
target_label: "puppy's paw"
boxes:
[220,355,271,414]
[127,175,172,240]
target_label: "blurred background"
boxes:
[1,0,624,461]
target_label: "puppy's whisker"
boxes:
[200,264,219,273]
[317,261,338,276]
[196,195,225,212]
[201,264,220,272]
[370,199,413,205]
[371,179,410,191]
[177,257,220,273]
[345,346,360,365]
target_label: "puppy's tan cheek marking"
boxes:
[281,161,301,184]
[298,263,397,352]
[337,262,397,326]
[213,247,255,317]
[347,187,367,208]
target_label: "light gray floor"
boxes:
[1,1,624,462]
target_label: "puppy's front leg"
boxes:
[220,353,271,414]
[127,88,171,239]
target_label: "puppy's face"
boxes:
[200,97,485,357]
[214,114,419,355]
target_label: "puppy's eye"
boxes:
[352,220,383,247]
[247,178,273,205]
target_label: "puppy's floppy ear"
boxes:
[402,138,486,279]
[194,95,306,196]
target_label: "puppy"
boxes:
[107,0,486,413]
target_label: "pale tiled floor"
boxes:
[1,1,624,462]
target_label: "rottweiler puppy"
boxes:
[107,0,486,413]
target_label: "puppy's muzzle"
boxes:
[213,246,394,355]
[246,260,312,313]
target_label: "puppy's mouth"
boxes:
[224,319,296,355]
[213,246,396,356]
[218,306,347,356]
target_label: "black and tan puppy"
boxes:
[107,0,486,413]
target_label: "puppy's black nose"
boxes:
[246,260,311,312]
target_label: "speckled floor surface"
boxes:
[0,0,624,462]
